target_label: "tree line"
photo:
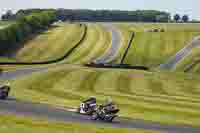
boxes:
[56,9,171,22]
[2,9,193,23]
[173,14,189,22]
[2,9,171,22]
[0,11,56,56]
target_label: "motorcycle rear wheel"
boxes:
[106,116,115,122]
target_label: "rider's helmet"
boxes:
[5,82,10,87]
[103,97,113,106]
[89,96,96,99]
[88,96,96,103]
[89,96,96,98]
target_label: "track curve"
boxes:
[94,24,121,63]
[159,36,200,70]
[0,66,49,80]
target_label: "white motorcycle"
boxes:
[77,97,97,115]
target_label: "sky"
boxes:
[0,0,198,20]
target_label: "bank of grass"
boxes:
[124,31,200,67]
[116,23,200,67]
[0,114,156,133]
[0,23,111,71]
[15,23,85,62]
[12,23,111,65]
[63,24,112,64]
[7,65,200,127]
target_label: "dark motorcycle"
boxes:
[91,105,120,122]
[0,85,10,100]
[77,97,97,115]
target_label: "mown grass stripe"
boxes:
[100,91,200,111]
[65,24,100,64]
[77,70,103,92]
[117,73,132,94]
[76,24,112,64]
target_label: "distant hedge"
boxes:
[56,9,170,22]
[0,11,56,56]
[15,9,170,22]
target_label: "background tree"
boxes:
[0,11,56,56]
[1,10,15,20]
[182,15,189,23]
[174,14,180,22]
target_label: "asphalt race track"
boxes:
[160,36,200,70]
[0,99,200,133]
[94,24,121,63]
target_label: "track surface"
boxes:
[1,99,200,133]
[160,36,200,70]
[94,24,121,63]
[0,67,48,80]
[1,24,200,133]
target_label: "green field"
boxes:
[0,23,125,71]
[5,23,112,65]
[7,64,200,127]
[116,23,200,67]
[0,23,112,72]
[125,31,200,67]
[0,114,156,133]
[2,23,200,68]
[16,23,85,62]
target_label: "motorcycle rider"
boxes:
[90,97,119,121]
[99,98,116,114]
[0,83,10,99]
[83,96,96,105]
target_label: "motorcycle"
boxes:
[77,97,97,115]
[91,105,120,122]
[0,84,10,100]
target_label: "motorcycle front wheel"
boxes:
[91,112,98,120]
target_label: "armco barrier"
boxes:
[120,32,135,64]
